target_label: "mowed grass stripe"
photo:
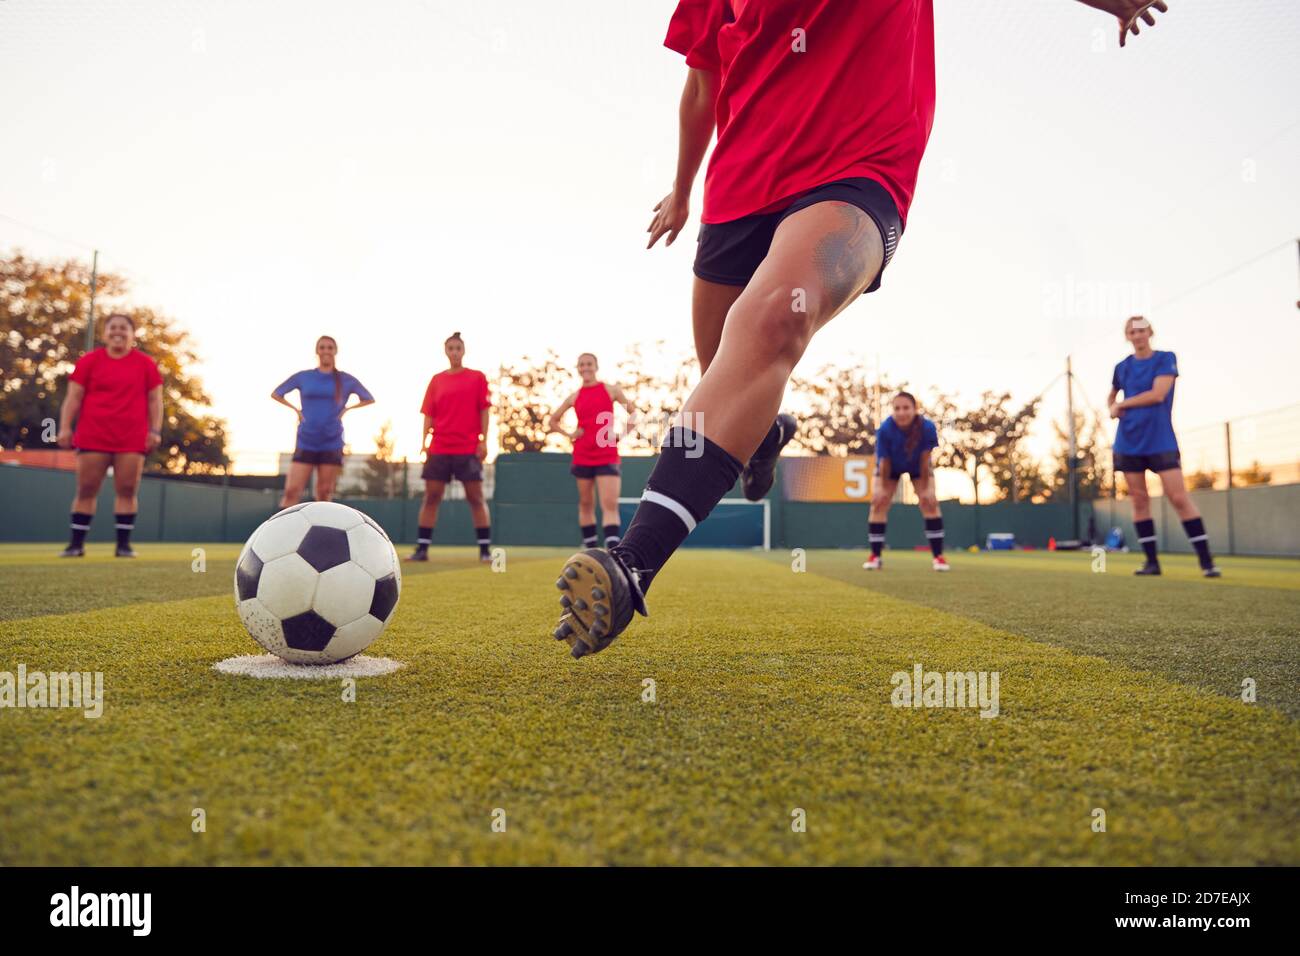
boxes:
[1,550,1296,865]
[784,549,1300,720]
[0,543,571,623]
[907,548,1300,591]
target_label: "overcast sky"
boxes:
[2,0,1297,488]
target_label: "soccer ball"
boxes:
[233,502,401,664]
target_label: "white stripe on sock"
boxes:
[925,531,945,538]
[70,523,91,530]
[417,538,431,545]
[1138,535,1157,543]
[641,489,696,532]
[1187,534,1207,543]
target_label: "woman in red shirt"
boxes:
[551,0,1170,659]
[56,313,164,557]
[407,332,493,563]
[546,353,637,550]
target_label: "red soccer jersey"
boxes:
[572,383,620,466]
[665,0,936,226]
[69,347,163,454]
[420,367,490,455]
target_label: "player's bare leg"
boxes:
[110,452,145,557]
[314,463,341,502]
[554,202,883,657]
[280,462,312,508]
[864,475,898,571]
[1158,467,1221,577]
[62,451,111,556]
[406,480,446,561]
[463,480,492,562]
[1125,470,1161,575]
[913,473,949,571]
[695,276,796,500]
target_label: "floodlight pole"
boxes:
[1066,355,1078,540]
[84,249,99,353]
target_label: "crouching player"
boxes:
[1109,316,1220,577]
[864,391,947,572]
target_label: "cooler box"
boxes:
[986,532,1015,551]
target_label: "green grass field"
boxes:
[1,542,1297,865]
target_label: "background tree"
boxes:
[988,439,1053,503]
[613,340,697,453]
[495,350,570,453]
[0,252,230,473]
[787,364,900,456]
[1187,469,1218,491]
[1234,461,1272,486]
[933,391,1040,503]
[1048,412,1110,501]
[354,420,404,497]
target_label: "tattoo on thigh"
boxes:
[812,203,879,306]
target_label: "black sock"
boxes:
[868,521,887,558]
[925,516,945,557]
[612,428,743,593]
[751,418,785,461]
[114,513,135,549]
[415,526,432,551]
[603,523,621,548]
[1182,517,1214,569]
[69,512,92,548]
[580,523,599,548]
[1135,518,1159,564]
[476,525,491,557]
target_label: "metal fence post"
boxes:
[1225,421,1235,556]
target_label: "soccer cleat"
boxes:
[741,413,797,501]
[115,546,136,558]
[479,551,493,564]
[404,549,429,562]
[551,548,647,658]
[1134,561,1161,576]
[862,555,882,571]
[60,546,85,558]
[1202,565,1222,578]
[932,556,950,572]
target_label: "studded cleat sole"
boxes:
[552,548,645,659]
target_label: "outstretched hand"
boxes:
[1080,0,1169,48]
[647,189,690,249]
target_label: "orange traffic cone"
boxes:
[1048,536,1057,551]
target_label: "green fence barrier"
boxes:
[2,457,1295,554]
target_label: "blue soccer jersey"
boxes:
[274,369,373,452]
[1112,350,1179,455]
[875,415,939,475]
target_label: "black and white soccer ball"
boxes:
[234,502,401,664]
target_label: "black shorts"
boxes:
[570,463,621,479]
[422,453,483,483]
[1114,450,1182,474]
[292,448,344,466]
[694,177,902,294]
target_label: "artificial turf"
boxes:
[0,544,1296,865]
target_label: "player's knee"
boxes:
[740,288,818,362]
[871,492,892,511]
[919,493,938,511]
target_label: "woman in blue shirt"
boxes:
[865,391,948,572]
[1108,316,1219,577]
[272,335,375,507]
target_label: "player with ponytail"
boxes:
[865,392,947,572]
[547,352,638,549]
[272,335,375,507]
